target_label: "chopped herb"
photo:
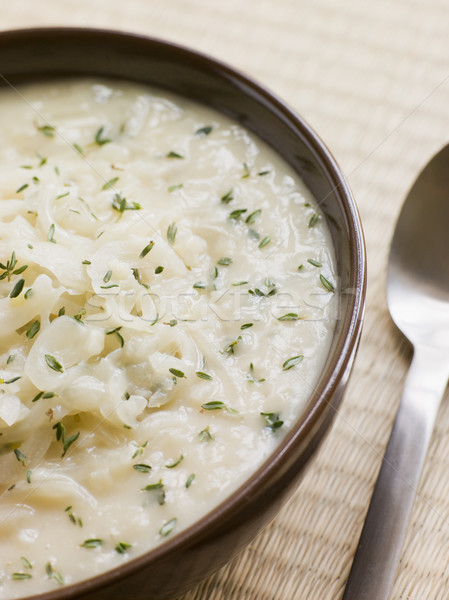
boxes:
[320,274,335,292]
[261,412,284,432]
[26,470,32,483]
[223,335,242,355]
[26,320,40,339]
[132,268,149,289]
[229,208,247,220]
[73,143,83,154]
[95,127,111,146]
[45,562,64,585]
[248,228,260,241]
[112,193,141,213]
[196,371,213,381]
[37,124,56,137]
[4,376,21,384]
[169,368,186,379]
[167,222,177,245]
[220,189,234,204]
[20,556,32,570]
[282,355,303,371]
[133,463,152,473]
[257,170,270,176]
[278,313,301,321]
[82,260,91,265]
[241,163,250,179]
[164,319,177,327]
[217,257,232,266]
[103,270,112,283]
[245,209,262,225]
[0,251,19,281]
[52,421,80,457]
[56,191,70,200]
[31,391,44,403]
[10,278,25,298]
[131,440,148,460]
[165,454,184,469]
[168,183,183,192]
[258,236,271,249]
[307,258,322,267]
[309,213,320,227]
[81,539,103,549]
[106,326,125,348]
[159,518,177,537]
[166,151,184,159]
[297,264,304,271]
[42,392,56,399]
[240,323,253,330]
[102,177,119,191]
[65,506,82,527]
[142,480,165,505]
[73,308,86,323]
[247,362,266,383]
[199,426,213,442]
[140,241,155,258]
[193,282,206,290]
[195,125,213,136]
[150,314,159,326]
[232,280,248,286]
[14,448,26,466]
[201,401,238,414]
[6,354,14,364]
[100,283,119,289]
[11,573,32,580]
[115,542,132,554]
[186,474,195,488]
[24,288,33,299]
[155,266,164,274]
[12,264,27,275]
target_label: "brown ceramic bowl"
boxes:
[0,27,366,600]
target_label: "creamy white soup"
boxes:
[0,79,336,597]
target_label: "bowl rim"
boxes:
[0,25,367,600]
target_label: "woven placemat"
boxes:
[3,1,449,598]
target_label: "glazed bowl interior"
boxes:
[0,28,366,600]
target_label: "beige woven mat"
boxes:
[3,1,449,598]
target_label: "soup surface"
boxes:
[0,79,336,597]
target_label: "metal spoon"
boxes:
[342,144,449,600]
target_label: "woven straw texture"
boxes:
[3,1,449,598]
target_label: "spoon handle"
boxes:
[342,344,449,600]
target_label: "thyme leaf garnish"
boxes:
[282,355,303,371]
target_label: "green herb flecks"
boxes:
[112,193,141,213]
[220,189,234,204]
[229,208,247,220]
[169,368,186,379]
[10,278,25,299]
[102,177,119,191]
[131,440,148,460]
[165,454,184,469]
[81,538,103,549]
[307,258,322,267]
[95,127,111,146]
[167,222,177,246]
[159,517,177,537]
[106,326,124,348]
[261,412,284,432]
[13,448,26,466]
[133,463,152,473]
[47,224,56,243]
[142,480,166,505]
[258,236,271,249]
[277,313,301,321]
[186,473,195,488]
[201,401,237,414]
[140,241,155,258]
[240,322,253,330]
[196,371,213,381]
[245,209,262,225]
[155,266,164,274]
[168,183,183,193]
[37,124,56,138]
[65,506,83,527]
[45,354,64,373]
[247,362,266,383]
[222,335,242,355]
[241,163,250,179]
[25,319,40,340]
[195,125,213,137]
[309,213,320,228]
[11,573,32,580]
[20,556,32,570]
[16,183,29,194]
[217,257,232,266]
[45,562,64,585]
[166,151,184,159]
[199,426,213,442]
[115,542,132,554]
[282,355,303,371]
[52,421,80,457]
[320,274,335,293]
